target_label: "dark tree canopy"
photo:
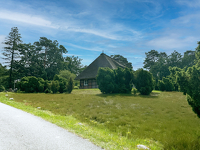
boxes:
[110,54,133,69]
[34,37,68,80]
[63,56,83,75]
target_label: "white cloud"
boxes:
[67,43,103,52]
[171,13,200,27]
[0,10,57,28]
[147,36,196,51]
[176,0,200,8]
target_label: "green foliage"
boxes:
[134,69,154,95]
[51,80,60,94]
[58,70,76,81]
[195,41,200,67]
[2,27,22,88]
[133,88,137,95]
[97,67,116,94]
[63,56,84,75]
[143,50,196,89]
[158,77,174,91]
[110,55,133,69]
[0,63,9,89]
[97,67,133,94]
[158,80,165,91]
[6,90,200,150]
[0,85,5,92]
[176,66,200,117]
[67,77,74,93]
[18,76,45,93]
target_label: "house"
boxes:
[75,53,125,89]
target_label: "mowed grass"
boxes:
[1,89,200,150]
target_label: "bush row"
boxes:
[97,67,154,95]
[17,75,73,93]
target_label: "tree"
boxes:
[2,27,22,88]
[143,50,159,70]
[134,69,154,95]
[58,70,76,81]
[34,37,67,80]
[17,43,45,78]
[181,50,195,69]
[110,55,133,69]
[143,50,169,81]
[167,50,182,68]
[63,56,84,75]
[195,41,200,67]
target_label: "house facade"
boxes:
[75,53,125,89]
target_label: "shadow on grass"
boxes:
[95,92,160,98]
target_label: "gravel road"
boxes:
[0,102,102,150]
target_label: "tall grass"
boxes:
[1,89,200,150]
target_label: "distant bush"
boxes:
[97,67,133,94]
[18,76,45,93]
[158,80,165,91]
[0,85,5,92]
[134,69,153,95]
[51,80,60,94]
[67,77,74,93]
[158,77,174,91]
[17,75,74,94]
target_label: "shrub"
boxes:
[67,77,74,93]
[158,80,165,91]
[97,67,116,94]
[158,77,174,91]
[133,88,137,95]
[0,85,5,92]
[51,80,60,94]
[97,67,133,94]
[134,69,154,95]
[176,66,200,117]
[18,76,45,93]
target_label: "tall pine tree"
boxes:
[2,27,22,88]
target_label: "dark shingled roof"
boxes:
[75,53,126,80]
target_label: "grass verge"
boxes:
[0,92,162,150]
[1,89,200,149]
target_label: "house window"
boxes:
[84,80,88,86]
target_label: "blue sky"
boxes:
[0,0,200,70]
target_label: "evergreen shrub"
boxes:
[97,67,133,94]
[134,69,154,95]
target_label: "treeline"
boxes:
[0,27,85,91]
[143,49,196,91]
[143,43,200,118]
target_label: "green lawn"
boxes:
[1,89,200,150]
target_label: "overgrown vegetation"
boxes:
[1,90,200,150]
[134,68,154,95]
[97,67,133,94]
